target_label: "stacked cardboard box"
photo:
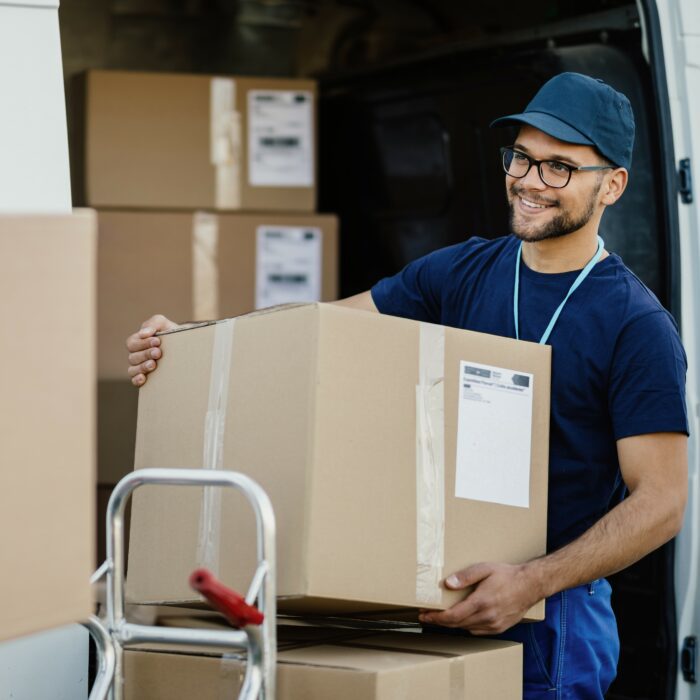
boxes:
[96,209,338,487]
[0,211,96,642]
[73,70,318,212]
[72,71,339,568]
[124,623,523,699]
[121,302,548,692]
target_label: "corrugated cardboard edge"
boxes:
[156,302,318,337]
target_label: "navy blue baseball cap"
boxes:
[490,72,635,170]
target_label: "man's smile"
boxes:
[515,194,557,214]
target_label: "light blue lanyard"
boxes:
[514,236,605,345]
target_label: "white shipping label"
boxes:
[248,90,314,187]
[454,361,534,508]
[255,226,322,308]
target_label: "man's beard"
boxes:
[508,183,599,242]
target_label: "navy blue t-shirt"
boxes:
[371,235,689,552]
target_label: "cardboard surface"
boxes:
[0,211,96,642]
[97,209,339,383]
[123,628,522,699]
[127,304,549,616]
[77,70,317,211]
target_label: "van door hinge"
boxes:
[681,636,697,683]
[679,158,693,204]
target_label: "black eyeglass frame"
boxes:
[500,146,615,189]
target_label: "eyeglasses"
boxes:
[500,147,614,188]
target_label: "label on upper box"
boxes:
[248,90,314,187]
[455,361,533,508]
[255,226,322,308]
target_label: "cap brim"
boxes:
[490,111,594,146]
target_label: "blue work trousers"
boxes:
[494,579,620,699]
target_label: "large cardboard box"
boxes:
[74,70,317,212]
[97,210,338,484]
[0,211,96,642]
[124,628,523,699]
[127,304,550,616]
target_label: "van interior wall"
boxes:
[57,2,676,699]
[320,40,664,302]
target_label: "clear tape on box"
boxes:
[196,319,236,574]
[193,212,220,321]
[210,78,241,209]
[415,323,446,605]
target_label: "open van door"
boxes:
[648,2,700,698]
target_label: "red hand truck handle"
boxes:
[189,568,264,628]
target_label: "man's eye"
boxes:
[547,161,569,173]
[513,152,528,162]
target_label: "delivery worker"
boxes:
[126,72,689,699]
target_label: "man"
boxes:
[127,73,689,698]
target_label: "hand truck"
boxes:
[83,468,277,700]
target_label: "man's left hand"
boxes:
[418,562,542,635]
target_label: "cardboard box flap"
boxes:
[158,302,318,337]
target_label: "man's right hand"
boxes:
[126,314,178,387]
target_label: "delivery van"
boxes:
[318,2,700,699]
[1,0,698,698]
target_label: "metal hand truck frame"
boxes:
[83,468,276,700]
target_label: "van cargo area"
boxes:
[2,0,692,698]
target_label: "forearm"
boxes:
[525,486,684,599]
[331,290,378,312]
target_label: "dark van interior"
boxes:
[317,2,680,698]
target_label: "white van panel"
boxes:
[653,1,700,698]
[0,625,88,699]
[0,1,71,212]
[679,0,700,31]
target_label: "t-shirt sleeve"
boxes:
[608,310,689,439]
[370,244,462,323]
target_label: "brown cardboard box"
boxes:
[127,304,550,616]
[75,70,317,211]
[123,629,522,700]
[96,210,338,483]
[0,211,96,642]
[97,209,339,382]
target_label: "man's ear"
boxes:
[601,168,629,206]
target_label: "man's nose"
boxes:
[521,163,548,190]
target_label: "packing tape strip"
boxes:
[193,211,220,321]
[196,319,236,574]
[415,322,446,605]
[210,77,241,209]
[219,654,245,700]
[450,659,465,700]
